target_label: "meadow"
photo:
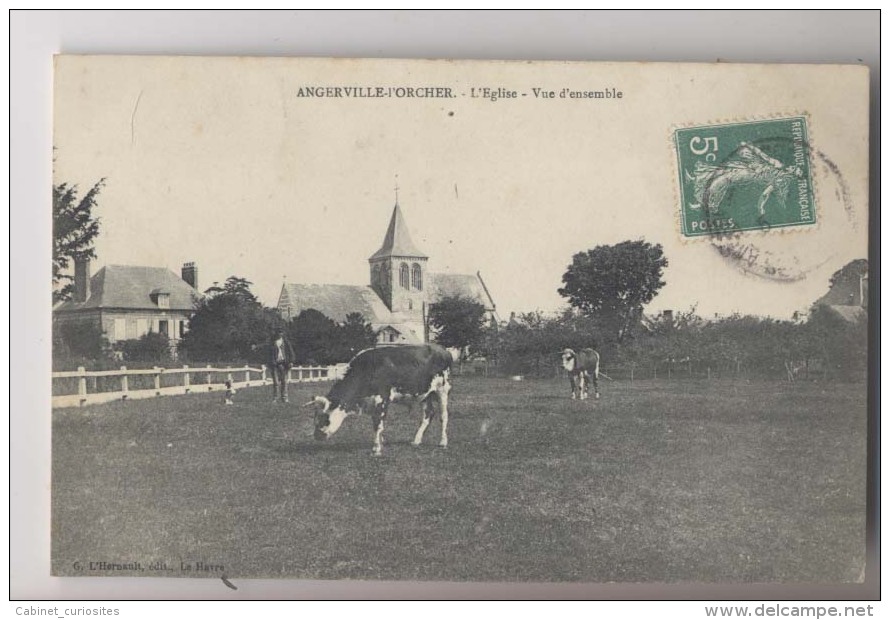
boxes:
[51,376,867,582]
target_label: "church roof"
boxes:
[278,283,390,323]
[279,273,496,323]
[426,272,496,311]
[368,203,428,260]
[55,265,199,312]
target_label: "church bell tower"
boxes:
[369,201,428,314]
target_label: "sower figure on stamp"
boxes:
[269,327,295,403]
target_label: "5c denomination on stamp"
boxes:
[675,116,817,237]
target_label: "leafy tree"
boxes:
[828,258,868,289]
[558,240,668,343]
[288,309,338,365]
[287,310,377,365]
[53,179,105,303]
[815,259,869,308]
[428,295,488,354]
[178,276,282,362]
[204,276,257,302]
[53,321,109,363]
[119,332,173,365]
[334,312,377,360]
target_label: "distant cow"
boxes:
[561,348,600,400]
[306,344,453,456]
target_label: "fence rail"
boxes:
[52,363,347,408]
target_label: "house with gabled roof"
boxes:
[53,260,200,344]
[277,202,498,344]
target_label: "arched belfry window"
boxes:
[399,263,410,289]
[412,263,423,290]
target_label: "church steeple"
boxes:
[369,200,428,313]
[369,203,428,261]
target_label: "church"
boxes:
[276,202,498,344]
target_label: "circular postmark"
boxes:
[675,117,862,283]
[704,143,858,282]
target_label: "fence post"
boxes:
[244,364,250,384]
[226,366,233,384]
[120,366,128,399]
[206,364,212,389]
[261,365,267,382]
[77,366,87,406]
[183,365,190,393]
[154,367,161,394]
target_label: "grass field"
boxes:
[51,376,867,582]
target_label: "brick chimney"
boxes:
[74,257,91,303]
[181,262,198,290]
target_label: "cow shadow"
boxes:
[271,441,369,455]
[270,438,441,456]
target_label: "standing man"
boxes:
[269,327,295,403]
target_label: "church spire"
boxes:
[369,202,427,260]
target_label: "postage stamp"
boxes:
[675,116,817,237]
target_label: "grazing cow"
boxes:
[306,344,453,456]
[561,348,600,400]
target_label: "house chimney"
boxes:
[663,309,674,322]
[181,262,198,290]
[74,257,91,303]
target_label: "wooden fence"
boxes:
[51,363,348,408]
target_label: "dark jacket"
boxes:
[269,335,296,367]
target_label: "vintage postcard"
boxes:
[51,56,870,584]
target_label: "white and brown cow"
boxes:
[306,344,453,456]
[561,348,600,400]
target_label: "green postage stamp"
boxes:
[675,116,817,237]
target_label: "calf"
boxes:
[561,348,600,400]
[306,344,453,456]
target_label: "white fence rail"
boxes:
[52,363,348,408]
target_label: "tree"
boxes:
[52,321,109,365]
[282,309,378,365]
[53,179,105,303]
[204,276,257,302]
[119,332,173,365]
[333,312,377,360]
[828,258,868,289]
[288,309,338,365]
[178,276,282,362]
[558,240,668,344]
[428,295,488,354]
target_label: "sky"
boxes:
[53,57,869,320]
